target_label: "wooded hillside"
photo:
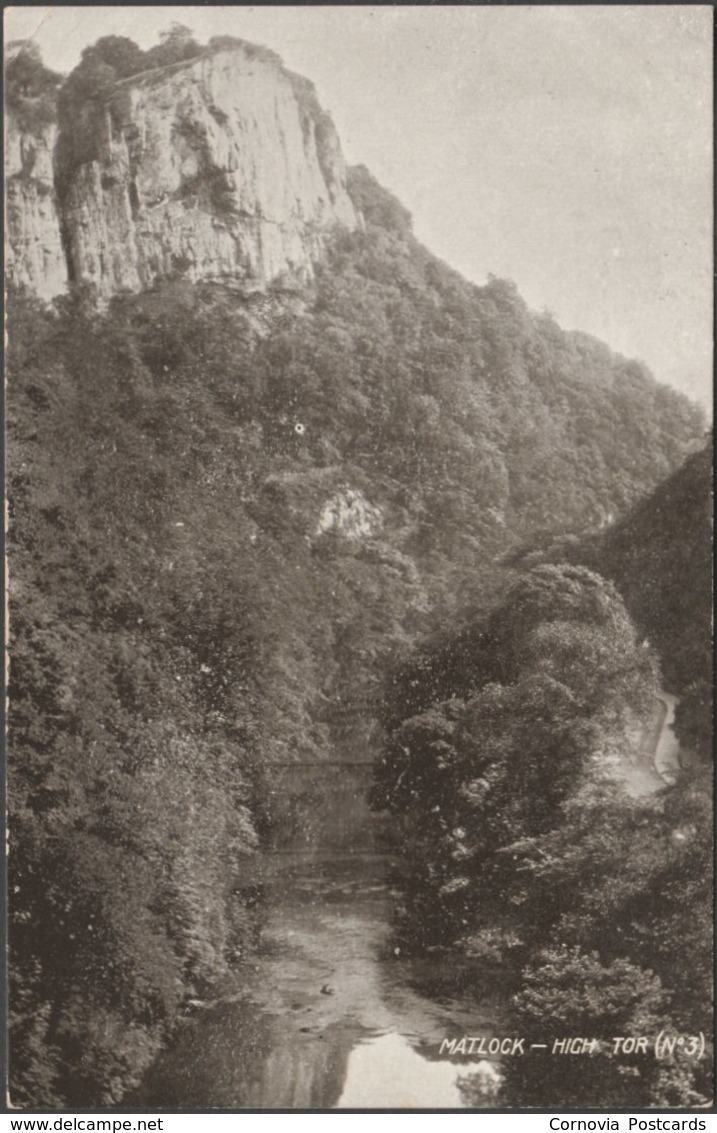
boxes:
[6,74,707,1104]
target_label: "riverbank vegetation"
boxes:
[6,85,708,1105]
[377,449,713,1107]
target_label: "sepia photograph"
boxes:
[4,3,713,1112]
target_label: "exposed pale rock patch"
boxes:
[316,490,382,540]
[5,113,68,300]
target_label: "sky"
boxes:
[5,5,713,408]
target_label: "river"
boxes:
[135,692,685,1109]
[136,765,505,1109]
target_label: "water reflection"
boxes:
[139,852,504,1109]
[140,1000,362,1108]
[338,1031,500,1108]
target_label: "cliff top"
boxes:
[94,36,324,118]
[7,32,329,141]
[108,38,284,89]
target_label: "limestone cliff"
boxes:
[5,42,362,300]
[56,44,361,297]
[5,110,67,299]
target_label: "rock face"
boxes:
[5,43,362,300]
[5,111,68,300]
[56,45,361,297]
[316,490,383,540]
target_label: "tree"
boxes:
[5,41,60,97]
[78,35,147,79]
[5,42,61,128]
[144,24,202,69]
[376,563,662,951]
[501,946,706,1108]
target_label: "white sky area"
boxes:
[5,5,713,408]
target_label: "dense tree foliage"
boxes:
[374,565,661,943]
[509,442,713,760]
[5,41,62,130]
[6,275,432,1104]
[63,26,202,97]
[378,512,712,1105]
[143,24,204,70]
[596,445,713,758]
[496,764,714,1107]
[8,290,262,1105]
[6,40,708,1105]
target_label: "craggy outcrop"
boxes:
[5,43,362,300]
[55,45,361,296]
[5,111,67,299]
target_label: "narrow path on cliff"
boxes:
[619,692,682,797]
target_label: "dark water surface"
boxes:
[138,767,504,1109]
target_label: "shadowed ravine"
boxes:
[135,694,685,1110]
[135,766,505,1109]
